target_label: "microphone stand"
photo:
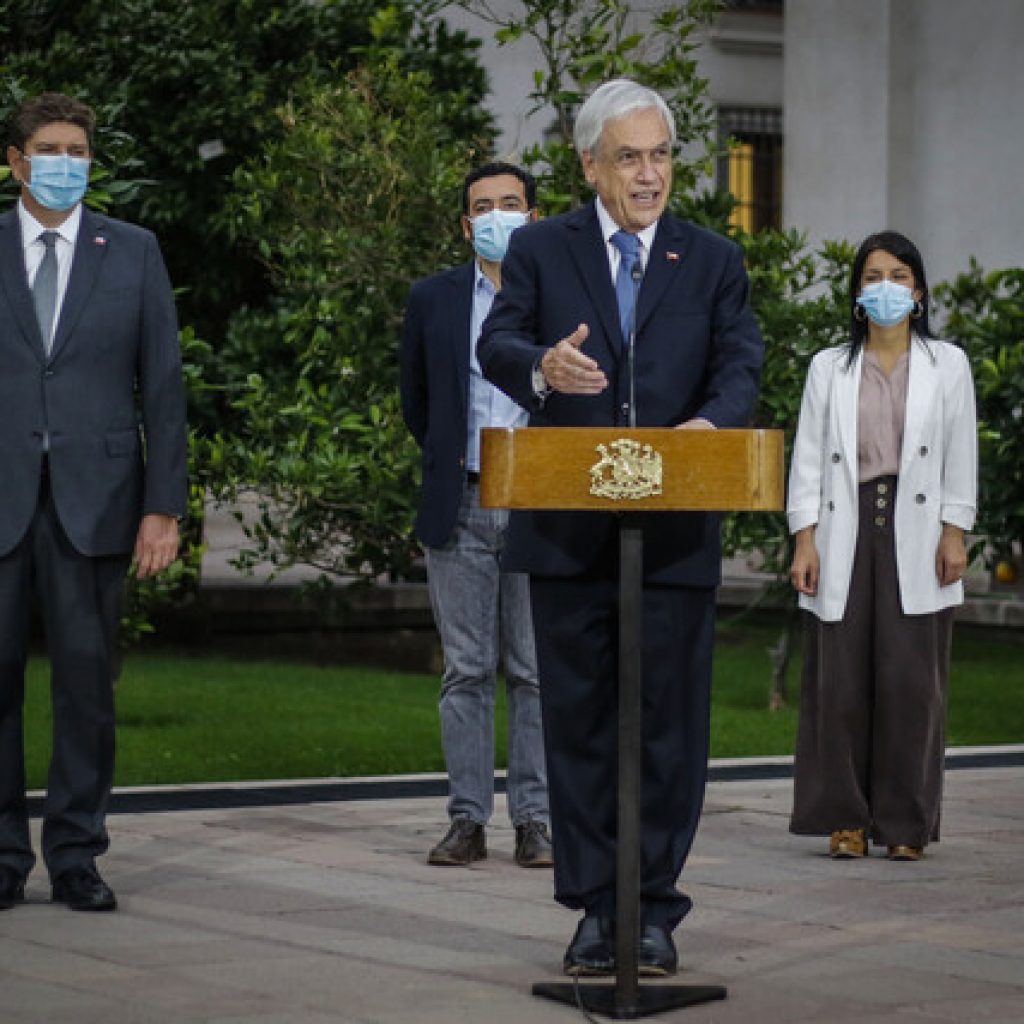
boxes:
[627,259,642,428]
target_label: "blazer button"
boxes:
[831,452,841,463]
[919,445,929,456]
[827,500,835,512]
[915,493,926,504]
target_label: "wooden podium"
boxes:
[480,427,784,1019]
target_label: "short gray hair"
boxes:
[573,79,676,156]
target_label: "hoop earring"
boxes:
[911,300,924,319]
[854,305,866,322]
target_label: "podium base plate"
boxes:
[531,981,726,1019]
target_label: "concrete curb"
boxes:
[27,745,1024,816]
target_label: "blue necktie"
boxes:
[33,230,59,354]
[610,230,641,348]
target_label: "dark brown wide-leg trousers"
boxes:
[790,476,953,849]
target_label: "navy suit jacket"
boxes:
[477,202,764,586]
[399,261,475,549]
[0,206,187,557]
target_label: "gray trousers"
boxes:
[425,480,548,827]
[791,476,953,849]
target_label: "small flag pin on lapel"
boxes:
[94,236,107,246]
[666,251,680,261]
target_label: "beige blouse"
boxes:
[857,349,909,483]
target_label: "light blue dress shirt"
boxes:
[466,265,527,473]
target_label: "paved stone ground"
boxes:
[2,765,1022,1023]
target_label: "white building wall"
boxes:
[785,0,1024,288]
[783,0,891,245]
[889,0,1024,285]
[440,2,783,159]
[439,2,545,160]
[442,1,1023,287]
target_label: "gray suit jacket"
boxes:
[0,206,187,557]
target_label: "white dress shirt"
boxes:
[594,196,657,279]
[466,263,527,473]
[18,199,82,352]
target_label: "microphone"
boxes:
[627,257,644,428]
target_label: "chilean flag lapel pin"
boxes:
[94,236,107,246]
[666,251,680,261]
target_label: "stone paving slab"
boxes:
[1,767,1022,1023]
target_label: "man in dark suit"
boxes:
[0,93,187,912]
[400,163,552,869]
[478,81,763,975]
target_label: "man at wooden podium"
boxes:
[477,80,763,976]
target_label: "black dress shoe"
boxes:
[427,818,486,866]
[563,915,616,976]
[51,865,117,911]
[514,820,554,867]
[638,923,678,977]
[0,867,25,911]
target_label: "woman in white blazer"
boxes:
[787,231,977,862]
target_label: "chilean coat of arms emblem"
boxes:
[589,438,663,500]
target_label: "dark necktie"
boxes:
[610,229,641,348]
[33,230,59,353]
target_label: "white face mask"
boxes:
[857,280,916,327]
[25,153,90,211]
[470,209,528,262]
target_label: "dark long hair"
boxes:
[848,231,933,365]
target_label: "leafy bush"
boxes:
[210,55,488,580]
[936,264,1024,566]
[1,0,491,343]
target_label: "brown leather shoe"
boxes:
[887,845,924,861]
[428,818,486,866]
[514,820,553,868]
[829,829,867,859]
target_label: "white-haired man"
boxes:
[478,79,763,976]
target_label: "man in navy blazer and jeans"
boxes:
[478,81,763,976]
[0,94,187,913]
[400,163,552,869]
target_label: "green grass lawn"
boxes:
[22,620,1024,788]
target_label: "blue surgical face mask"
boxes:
[857,279,916,327]
[470,209,528,263]
[25,153,90,211]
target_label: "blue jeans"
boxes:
[425,482,548,826]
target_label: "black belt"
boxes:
[466,470,481,484]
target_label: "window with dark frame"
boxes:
[722,0,783,10]
[717,106,783,233]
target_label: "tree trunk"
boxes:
[767,602,799,711]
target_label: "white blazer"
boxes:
[787,336,977,622]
